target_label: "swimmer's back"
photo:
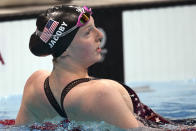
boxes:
[16,72,138,128]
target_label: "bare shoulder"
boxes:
[15,70,51,125]
[66,79,123,101]
[67,79,124,107]
[89,79,122,90]
[64,79,121,107]
[20,70,51,107]
[86,79,122,101]
[25,70,50,86]
[85,79,126,96]
[23,69,51,98]
[67,79,138,128]
[22,70,50,99]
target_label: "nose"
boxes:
[95,27,104,42]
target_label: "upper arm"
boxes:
[15,70,50,125]
[15,82,37,125]
[80,81,139,129]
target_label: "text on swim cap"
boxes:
[75,7,85,13]
[48,22,68,48]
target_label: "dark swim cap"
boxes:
[29,5,85,57]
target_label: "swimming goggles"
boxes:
[60,6,92,37]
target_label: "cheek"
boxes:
[77,47,90,56]
[78,38,94,53]
[73,42,94,58]
[71,34,96,59]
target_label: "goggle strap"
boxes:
[60,25,77,37]
[35,25,78,39]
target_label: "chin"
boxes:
[95,54,103,62]
[98,54,105,62]
[88,56,102,67]
[87,54,103,67]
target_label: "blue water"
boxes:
[130,80,196,119]
[1,80,196,130]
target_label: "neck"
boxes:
[52,66,89,80]
[50,60,90,89]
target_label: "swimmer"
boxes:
[15,5,170,129]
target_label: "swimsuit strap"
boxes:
[60,78,92,117]
[44,77,67,118]
[44,76,92,118]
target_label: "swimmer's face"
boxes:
[67,16,104,67]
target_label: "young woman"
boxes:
[15,5,170,129]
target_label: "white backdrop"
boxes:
[123,5,196,83]
[0,19,52,97]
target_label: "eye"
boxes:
[85,27,93,35]
[86,30,90,35]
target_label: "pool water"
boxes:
[0,80,196,130]
[131,80,196,119]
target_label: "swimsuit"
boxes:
[44,77,171,126]
[44,77,92,118]
[120,83,171,127]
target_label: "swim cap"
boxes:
[29,5,86,57]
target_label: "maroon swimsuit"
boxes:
[121,83,171,127]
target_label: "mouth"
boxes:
[96,46,102,53]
